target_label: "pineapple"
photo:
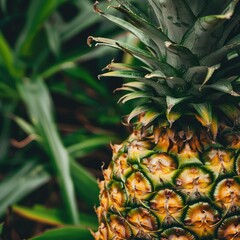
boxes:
[89,0,240,239]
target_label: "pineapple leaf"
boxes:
[192,103,212,127]
[99,70,146,79]
[226,33,240,46]
[182,0,237,57]
[88,36,160,69]
[116,42,168,71]
[116,0,148,20]
[165,77,188,93]
[147,0,196,43]
[127,104,152,123]
[95,4,158,53]
[200,42,240,66]
[184,0,208,16]
[206,78,239,96]
[122,81,147,90]
[183,65,219,84]
[141,78,172,96]
[114,4,169,58]
[199,66,219,90]
[145,70,166,80]
[165,41,199,71]
[119,92,152,104]
[200,0,236,17]
[210,113,218,141]
[115,86,136,92]
[166,109,182,126]
[217,103,240,124]
[218,6,240,47]
[89,38,177,77]
[140,110,161,126]
[147,0,166,31]
[104,62,146,71]
[88,37,152,58]
[166,96,189,114]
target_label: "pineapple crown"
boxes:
[88,0,240,138]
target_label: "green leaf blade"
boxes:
[30,227,93,240]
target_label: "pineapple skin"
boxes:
[94,125,240,240]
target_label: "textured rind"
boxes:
[94,126,240,239]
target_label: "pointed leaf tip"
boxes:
[165,41,172,48]
[192,103,212,128]
[93,1,103,14]
[87,36,94,47]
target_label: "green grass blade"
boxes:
[13,116,37,139]
[16,0,66,57]
[0,33,18,77]
[0,103,15,163]
[17,78,79,224]
[0,161,50,217]
[0,0,6,12]
[14,115,99,207]
[44,21,60,57]
[60,10,99,42]
[13,205,97,229]
[0,223,3,235]
[67,135,113,158]
[64,66,109,97]
[30,227,93,240]
[70,158,99,207]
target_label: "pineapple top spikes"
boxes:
[89,0,240,135]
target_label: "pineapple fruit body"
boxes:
[94,124,240,239]
[89,0,240,239]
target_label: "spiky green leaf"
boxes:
[192,103,212,127]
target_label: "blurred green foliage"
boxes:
[0,0,132,239]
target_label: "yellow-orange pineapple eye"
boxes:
[150,189,184,222]
[142,153,177,174]
[94,223,108,240]
[125,171,152,200]
[175,167,212,197]
[127,140,153,161]
[162,235,193,240]
[213,178,240,212]
[184,202,220,237]
[218,216,240,240]
[141,153,178,186]
[127,208,159,232]
[108,181,126,209]
[113,153,130,178]
[108,215,132,239]
[204,149,234,176]
[161,227,196,240]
